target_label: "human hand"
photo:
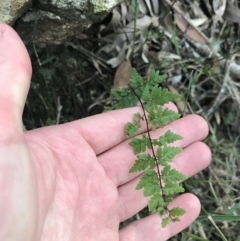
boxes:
[0,22,211,241]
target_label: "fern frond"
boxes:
[162,165,187,183]
[129,154,155,173]
[162,146,182,163]
[136,169,158,190]
[148,70,167,87]
[130,68,144,89]
[149,85,181,106]
[141,85,150,102]
[163,183,185,195]
[169,207,186,217]
[125,122,140,138]
[129,69,146,97]
[160,108,181,126]
[107,68,187,228]
[152,130,182,146]
[105,88,138,111]
[157,206,169,216]
[143,183,160,196]
[156,146,182,165]
[148,193,165,212]
[162,217,172,228]
[129,134,151,154]
[145,105,180,130]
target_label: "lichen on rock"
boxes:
[1,0,122,45]
[91,0,118,13]
[0,0,32,25]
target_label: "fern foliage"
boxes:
[106,69,187,227]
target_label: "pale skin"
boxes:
[0,22,211,241]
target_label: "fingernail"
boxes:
[0,23,8,38]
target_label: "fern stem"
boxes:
[129,85,165,195]
[129,84,174,222]
[130,0,138,61]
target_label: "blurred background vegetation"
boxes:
[22,0,240,240]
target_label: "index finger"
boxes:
[65,103,177,155]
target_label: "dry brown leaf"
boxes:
[106,43,128,68]
[175,13,207,44]
[111,8,122,28]
[142,0,160,16]
[164,0,210,43]
[189,18,207,27]
[99,6,122,33]
[214,111,221,125]
[120,3,128,24]
[138,0,148,14]
[141,50,149,63]
[223,1,240,24]
[151,0,160,15]
[90,57,103,75]
[146,51,181,64]
[113,60,132,89]
[144,0,155,16]
[167,85,186,112]
[213,0,226,18]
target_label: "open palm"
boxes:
[0,23,211,241]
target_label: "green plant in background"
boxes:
[106,69,187,227]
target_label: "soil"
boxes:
[23,34,113,129]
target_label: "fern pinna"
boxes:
[106,69,187,227]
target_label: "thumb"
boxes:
[0,22,32,133]
[0,23,38,241]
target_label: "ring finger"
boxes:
[117,141,211,222]
[99,114,209,186]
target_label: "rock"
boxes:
[0,0,32,25]
[1,0,121,45]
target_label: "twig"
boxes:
[65,42,110,70]
[33,44,42,67]
[129,85,164,195]
[206,61,230,117]
[206,48,240,119]
[56,96,62,125]
[76,72,98,86]
[131,0,138,61]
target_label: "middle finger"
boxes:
[98,114,209,186]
